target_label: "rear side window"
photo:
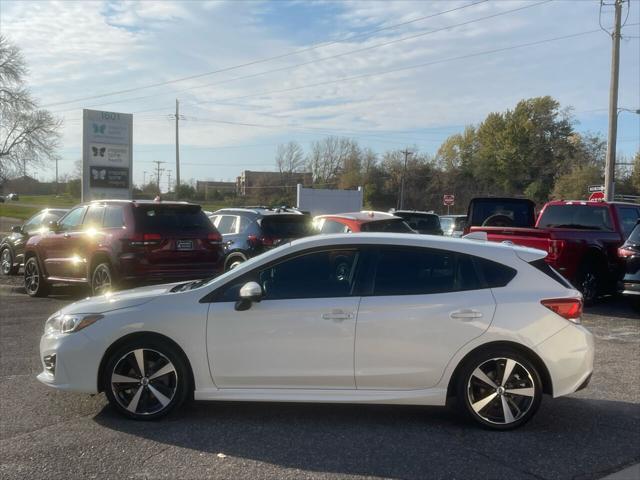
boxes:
[399,214,441,231]
[217,215,238,234]
[469,200,535,228]
[475,258,517,288]
[628,223,640,244]
[372,248,482,296]
[133,205,212,233]
[103,205,124,228]
[261,215,311,238]
[538,205,613,231]
[528,259,572,288]
[361,219,414,233]
[320,219,348,234]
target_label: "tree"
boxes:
[551,164,603,200]
[307,137,358,186]
[0,35,61,181]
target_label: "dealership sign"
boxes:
[82,109,132,201]
[588,185,604,193]
[443,194,455,206]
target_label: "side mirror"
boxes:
[235,281,263,311]
[11,225,23,233]
[48,220,60,232]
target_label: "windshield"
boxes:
[538,205,614,231]
[133,205,213,233]
[360,219,414,233]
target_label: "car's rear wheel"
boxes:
[1,247,18,275]
[456,348,542,430]
[576,262,601,306]
[225,254,246,271]
[24,256,50,297]
[104,339,191,420]
[91,262,114,296]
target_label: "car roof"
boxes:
[316,211,400,222]
[213,207,305,216]
[544,200,639,207]
[392,210,438,216]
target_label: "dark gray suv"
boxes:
[209,207,314,270]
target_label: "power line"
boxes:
[49,0,550,115]
[42,0,488,109]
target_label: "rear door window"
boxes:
[538,205,614,231]
[216,215,238,234]
[320,219,349,234]
[371,247,482,296]
[83,204,105,228]
[103,205,125,228]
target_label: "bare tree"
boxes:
[307,136,358,186]
[0,35,61,181]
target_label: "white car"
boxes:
[37,233,593,430]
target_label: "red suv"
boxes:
[23,200,224,297]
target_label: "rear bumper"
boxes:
[535,323,594,398]
[118,252,223,283]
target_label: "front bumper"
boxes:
[536,323,594,398]
[37,330,102,394]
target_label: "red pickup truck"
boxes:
[466,197,640,303]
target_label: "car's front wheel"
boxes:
[24,256,50,297]
[104,338,191,420]
[456,348,542,430]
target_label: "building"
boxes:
[236,170,312,196]
[196,180,236,199]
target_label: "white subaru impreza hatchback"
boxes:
[38,233,593,430]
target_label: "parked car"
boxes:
[23,200,224,297]
[467,197,640,304]
[618,221,640,311]
[440,215,468,237]
[390,210,443,235]
[36,233,593,429]
[0,195,5,203]
[209,207,313,271]
[7,193,20,201]
[313,211,415,233]
[1,208,68,275]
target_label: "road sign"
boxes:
[588,192,605,201]
[82,109,133,201]
[588,185,604,193]
[443,194,455,206]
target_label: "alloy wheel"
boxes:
[111,349,178,416]
[92,264,112,295]
[467,357,536,425]
[1,249,11,275]
[24,259,40,295]
[580,271,598,303]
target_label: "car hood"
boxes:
[59,282,182,315]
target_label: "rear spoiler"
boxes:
[462,231,488,241]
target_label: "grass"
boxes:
[0,204,41,220]
[18,194,78,207]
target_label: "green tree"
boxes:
[551,164,603,200]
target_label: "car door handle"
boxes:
[450,309,483,320]
[322,310,354,321]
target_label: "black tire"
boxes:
[455,347,543,430]
[24,256,50,297]
[576,261,601,306]
[91,261,116,296]
[1,247,18,275]
[224,254,246,271]
[103,337,191,420]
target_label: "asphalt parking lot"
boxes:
[0,273,638,480]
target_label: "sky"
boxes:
[2,0,639,190]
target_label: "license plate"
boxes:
[176,240,193,251]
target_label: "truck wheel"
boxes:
[576,262,600,306]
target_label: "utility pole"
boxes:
[604,0,624,202]
[55,157,59,195]
[398,149,412,210]
[152,160,165,194]
[167,171,172,194]
[175,99,181,200]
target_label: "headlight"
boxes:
[45,313,104,335]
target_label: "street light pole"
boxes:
[175,99,181,200]
[604,0,623,202]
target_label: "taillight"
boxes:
[618,246,637,258]
[247,234,260,247]
[547,239,565,261]
[128,233,162,247]
[541,298,583,324]
[260,236,276,247]
[207,232,222,244]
